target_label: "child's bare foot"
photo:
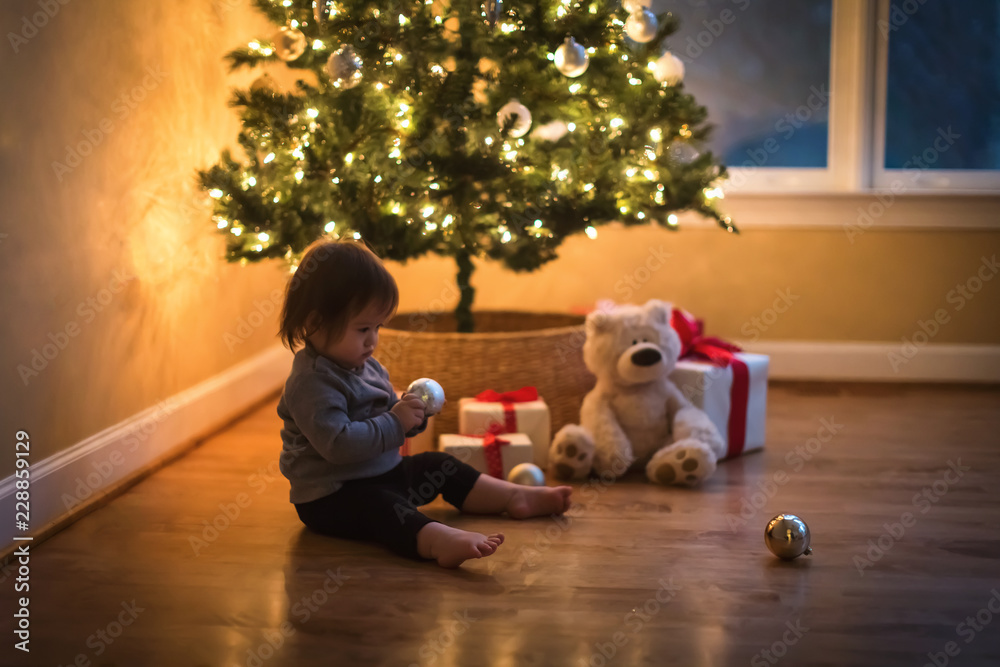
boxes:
[506,485,573,519]
[416,523,505,569]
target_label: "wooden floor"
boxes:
[4,383,1000,667]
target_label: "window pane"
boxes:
[659,0,832,168]
[885,0,1000,170]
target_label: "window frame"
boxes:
[721,0,1000,196]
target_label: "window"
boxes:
[660,0,1000,194]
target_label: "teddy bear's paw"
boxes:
[548,425,595,481]
[646,439,717,487]
[673,407,726,459]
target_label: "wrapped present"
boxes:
[458,387,551,467]
[394,386,436,456]
[439,432,534,479]
[669,308,769,459]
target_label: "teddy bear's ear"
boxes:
[644,299,673,326]
[586,309,615,335]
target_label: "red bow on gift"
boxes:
[474,386,538,435]
[671,308,750,458]
[474,386,538,403]
[459,432,510,478]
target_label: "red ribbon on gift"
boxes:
[671,308,750,458]
[459,432,510,478]
[474,386,538,434]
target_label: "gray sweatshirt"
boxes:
[277,340,426,503]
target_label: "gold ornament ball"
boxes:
[508,463,546,486]
[764,514,813,560]
[274,26,308,61]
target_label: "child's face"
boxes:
[320,303,390,369]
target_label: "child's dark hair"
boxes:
[279,240,399,351]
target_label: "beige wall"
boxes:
[0,0,289,478]
[1,0,997,482]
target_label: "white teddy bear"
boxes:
[548,299,726,486]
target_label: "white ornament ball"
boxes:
[405,378,446,416]
[326,45,362,88]
[554,37,590,78]
[508,463,546,486]
[652,51,685,85]
[497,99,532,138]
[625,9,658,43]
[274,26,308,61]
[669,140,701,165]
[623,0,652,13]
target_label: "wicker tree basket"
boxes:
[374,311,596,440]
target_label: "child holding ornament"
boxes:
[276,239,572,568]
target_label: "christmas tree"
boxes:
[198,0,734,331]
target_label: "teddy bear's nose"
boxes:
[631,348,661,367]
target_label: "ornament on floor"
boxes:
[484,0,503,27]
[326,45,362,88]
[554,37,590,78]
[406,378,446,416]
[508,462,546,486]
[497,99,532,138]
[274,26,308,61]
[651,51,685,85]
[313,0,334,26]
[764,514,812,560]
[625,9,658,43]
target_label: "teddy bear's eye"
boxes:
[642,338,649,343]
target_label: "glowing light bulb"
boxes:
[263,153,275,164]
[209,189,223,199]
[610,118,624,128]
[295,170,304,181]
[533,219,543,228]
[231,227,242,236]
[650,128,662,142]
[668,214,679,226]
[421,205,434,218]
[247,176,256,186]
[258,232,269,241]
[306,108,319,118]
[352,232,361,239]
[443,214,453,227]
[585,226,597,239]
[312,40,324,50]
[567,123,576,132]
[344,153,354,165]
[569,83,582,94]
[501,230,512,243]
[325,221,336,232]
[485,136,494,146]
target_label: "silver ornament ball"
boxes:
[625,9,658,43]
[326,45,362,88]
[274,26,308,61]
[764,514,813,560]
[405,378,446,416]
[554,37,590,78]
[497,99,532,138]
[507,463,546,486]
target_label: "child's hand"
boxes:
[391,393,426,432]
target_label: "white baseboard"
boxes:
[1,344,292,555]
[741,340,1000,382]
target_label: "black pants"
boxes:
[294,452,482,560]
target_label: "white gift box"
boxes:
[669,352,769,459]
[439,433,534,478]
[458,396,551,467]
